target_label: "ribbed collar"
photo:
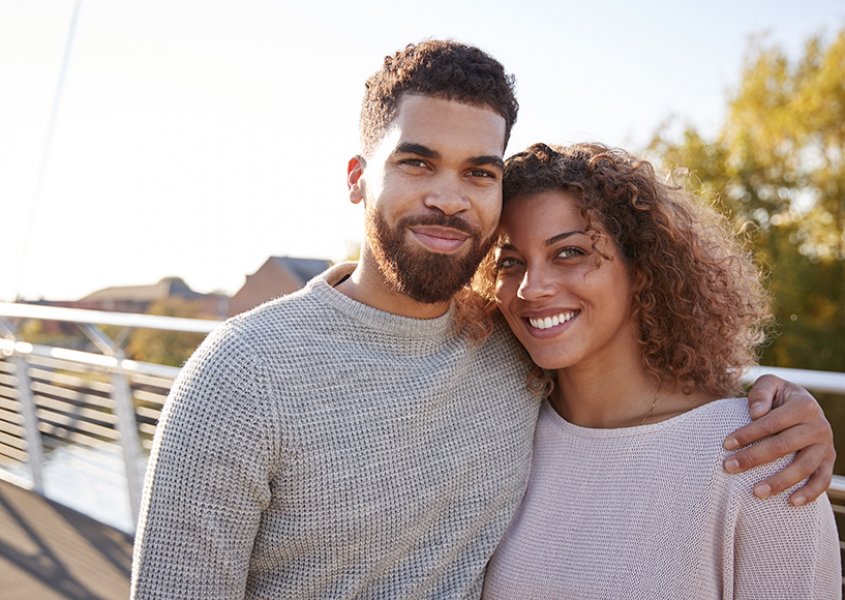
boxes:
[305,262,457,339]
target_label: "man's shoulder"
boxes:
[482,312,533,361]
[224,261,351,335]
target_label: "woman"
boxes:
[479,143,840,598]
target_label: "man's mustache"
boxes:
[397,214,478,237]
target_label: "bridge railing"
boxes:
[1,301,845,534]
[0,301,219,530]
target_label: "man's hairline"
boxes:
[363,91,508,160]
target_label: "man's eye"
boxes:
[469,168,496,179]
[400,159,427,168]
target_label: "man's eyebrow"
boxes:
[394,143,439,158]
[393,143,504,170]
[469,155,505,170]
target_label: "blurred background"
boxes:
[3,1,845,454]
[6,0,844,454]
[1,2,844,596]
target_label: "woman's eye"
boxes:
[557,247,586,259]
[496,256,520,270]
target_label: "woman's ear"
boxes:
[347,156,366,204]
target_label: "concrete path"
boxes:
[0,478,133,600]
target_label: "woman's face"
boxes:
[493,190,639,371]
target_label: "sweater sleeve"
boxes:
[131,325,277,599]
[731,467,841,599]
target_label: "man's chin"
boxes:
[390,254,478,304]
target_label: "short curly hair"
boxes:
[359,39,519,157]
[476,142,772,397]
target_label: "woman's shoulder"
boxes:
[682,397,752,430]
[681,398,797,490]
[658,397,752,441]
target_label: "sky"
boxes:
[2,0,844,302]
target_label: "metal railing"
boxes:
[1,300,845,533]
[0,301,220,530]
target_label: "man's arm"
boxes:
[131,327,275,599]
[722,374,835,506]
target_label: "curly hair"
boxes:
[475,142,773,397]
[359,39,519,157]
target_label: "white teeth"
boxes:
[529,311,576,330]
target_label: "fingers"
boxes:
[726,375,835,504]
[745,374,787,418]
[722,405,836,504]
[724,422,811,472]
[747,446,834,506]
[724,396,816,451]
[739,444,830,504]
[786,455,836,506]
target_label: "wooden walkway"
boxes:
[0,478,133,600]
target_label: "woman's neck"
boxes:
[551,361,713,428]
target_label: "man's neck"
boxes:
[334,261,451,319]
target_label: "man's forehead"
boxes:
[385,95,507,157]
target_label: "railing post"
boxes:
[111,354,144,530]
[11,354,46,493]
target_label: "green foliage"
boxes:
[17,318,87,349]
[125,298,208,367]
[649,30,845,374]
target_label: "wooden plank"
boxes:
[0,404,24,424]
[28,367,112,394]
[129,371,175,389]
[0,444,28,463]
[30,381,114,411]
[33,396,118,427]
[135,405,162,421]
[36,412,120,443]
[0,431,26,451]
[133,389,167,405]
[0,418,25,438]
[0,387,18,402]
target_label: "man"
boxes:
[131,40,834,599]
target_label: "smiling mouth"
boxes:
[528,310,578,330]
[410,226,470,253]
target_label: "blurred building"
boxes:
[76,277,227,318]
[227,256,331,317]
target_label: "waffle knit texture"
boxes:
[482,398,841,599]
[131,263,540,599]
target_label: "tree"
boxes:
[649,29,845,373]
[125,298,208,367]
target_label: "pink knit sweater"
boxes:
[483,398,841,599]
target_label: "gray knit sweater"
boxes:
[131,264,540,599]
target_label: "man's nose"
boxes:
[423,176,470,215]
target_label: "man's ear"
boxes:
[347,156,366,205]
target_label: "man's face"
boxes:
[349,95,507,304]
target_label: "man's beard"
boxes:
[365,209,495,304]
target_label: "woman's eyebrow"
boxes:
[543,231,586,246]
[496,230,586,251]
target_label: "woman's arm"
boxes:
[731,477,841,598]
